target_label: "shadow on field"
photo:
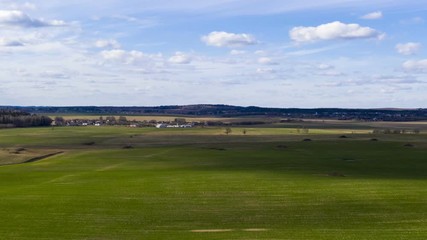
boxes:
[171,140,427,180]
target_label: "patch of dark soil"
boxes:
[82,141,95,146]
[303,139,312,142]
[123,145,134,149]
[404,144,415,147]
[370,138,379,141]
[10,147,26,154]
[339,135,348,139]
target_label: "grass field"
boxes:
[0,125,426,239]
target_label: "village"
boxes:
[51,116,195,128]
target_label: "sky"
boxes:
[1,0,427,108]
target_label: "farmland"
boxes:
[0,124,426,239]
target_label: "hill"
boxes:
[5,105,427,121]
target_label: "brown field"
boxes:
[50,115,282,123]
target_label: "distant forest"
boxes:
[0,109,52,128]
[6,105,427,121]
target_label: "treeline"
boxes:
[11,105,427,121]
[0,109,52,128]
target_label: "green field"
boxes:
[0,126,426,239]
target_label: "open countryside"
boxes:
[1,120,426,239]
[2,0,427,239]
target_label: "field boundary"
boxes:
[21,151,64,164]
[0,151,65,167]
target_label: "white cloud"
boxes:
[256,68,276,74]
[317,63,334,70]
[0,10,66,28]
[202,31,257,48]
[396,42,421,56]
[373,75,421,84]
[0,38,24,47]
[100,49,163,65]
[168,52,192,64]
[230,49,246,55]
[39,70,71,79]
[4,2,36,10]
[258,57,278,65]
[95,39,121,49]
[315,63,344,77]
[111,15,159,29]
[317,70,344,77]
[290,21,382,43]
[361,11,383,20]
[403,59,427,72]
[101,49,140,62]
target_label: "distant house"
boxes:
[94,123,101,127]
[156,123,168,128]
[156,123,193,129]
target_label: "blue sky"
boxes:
[1,0,426,108]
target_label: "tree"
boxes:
[243,129,247,135]
[106,116,116,125]
[225,127,232,135]
[54,116,65,126]
[175,118,186,125]
[118,116,127,124]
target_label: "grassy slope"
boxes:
[0,126,426,239]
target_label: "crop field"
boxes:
[0,125,426,239]
[50,115,242,123]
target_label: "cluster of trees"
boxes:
[0,109,52,128]
[102,116,128,123]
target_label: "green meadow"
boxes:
[0,126,426,239]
